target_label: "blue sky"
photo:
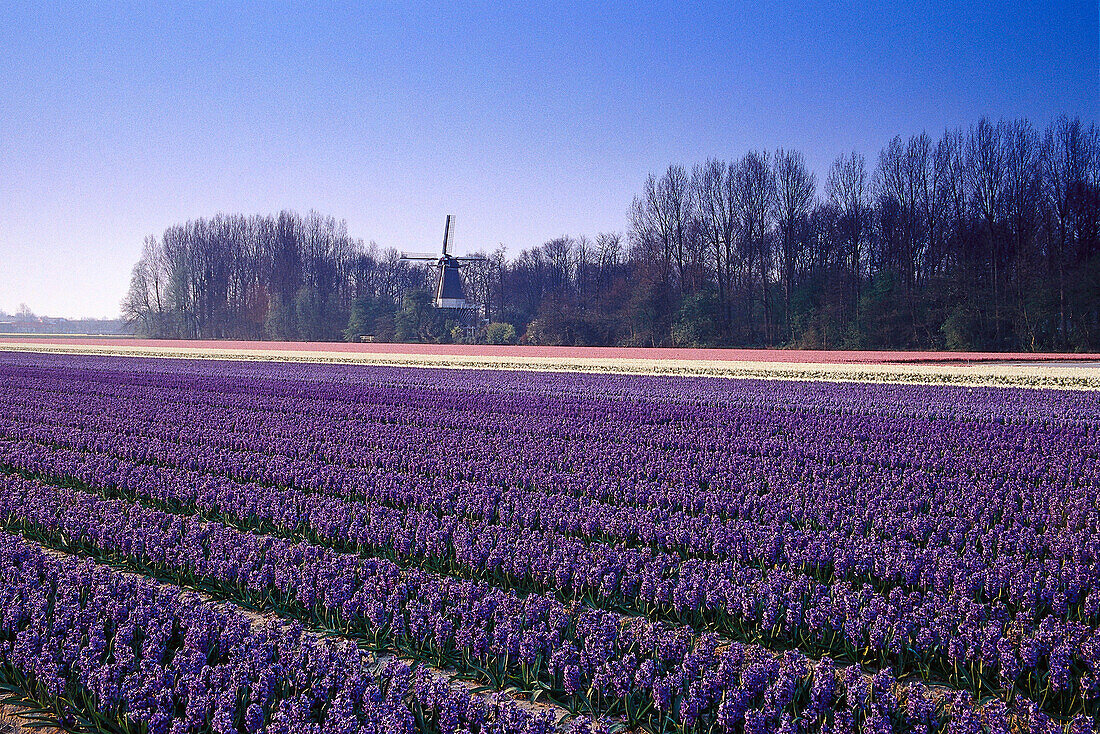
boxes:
[1,1,1096,317]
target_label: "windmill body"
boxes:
[400,216,485,310]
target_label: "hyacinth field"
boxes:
[0,352,1097,734]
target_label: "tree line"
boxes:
[124,115,1100,351]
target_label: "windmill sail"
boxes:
[442,215,454,256]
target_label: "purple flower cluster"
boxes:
[0,531,559,734]
[0,471,981,732]
[1,414,1095,714]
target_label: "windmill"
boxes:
[400,216,486,312]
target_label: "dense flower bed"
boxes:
[0,351,1097,733]
[0,532,558,734]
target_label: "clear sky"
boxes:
[1,1,1096,318]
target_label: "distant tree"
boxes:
[774,149,816,341]
[345,295,397,342]
[733,151,775,343]
[692,159,737,336]
[826,152,869,328]
[394,289,443,342]
[485,322,518,345]
[672,289,723,347]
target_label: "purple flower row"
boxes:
[0,529,559,734]
[3,367,1096,627]
[2,389,1096,651]
[0,471,1034,734]
[1,430,1095,714]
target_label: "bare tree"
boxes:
[732,151,775,342]
[774,149,816,339]
[826,152,868,325]
[692,159,738,335]
[630,174,675,294]
[966,118,1006,340]
[1042,116,1099,342]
